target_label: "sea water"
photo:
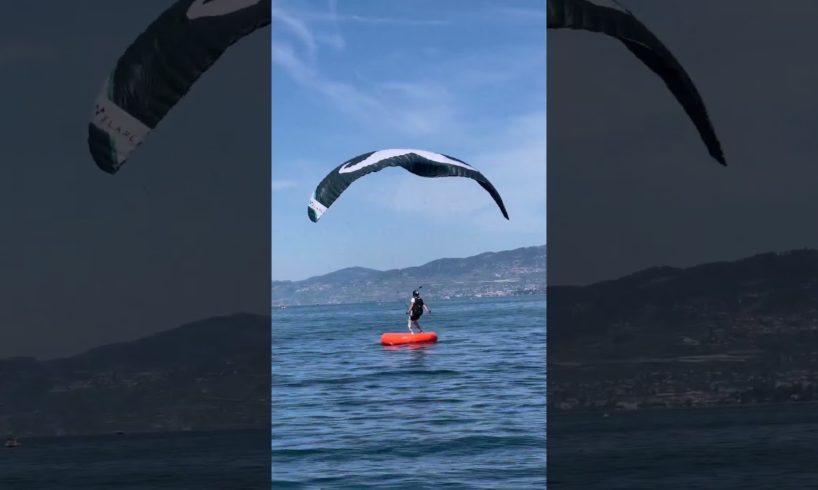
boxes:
[272,295,548,489]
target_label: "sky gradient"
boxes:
[271,0,547,280]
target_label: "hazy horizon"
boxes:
[274,242,546,282]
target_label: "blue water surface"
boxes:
[549,403,818,489]
[271,295,547,489]
[0,430,268,490]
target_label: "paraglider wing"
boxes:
[548,0,726,165]
[307,149,510,222]
[88,0,271,174]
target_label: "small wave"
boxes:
[271,447,338,457]
[416,434,545,455]
[333,396,466,407]
[373,369,461,377]
[278,369,462,388]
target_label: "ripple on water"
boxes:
[272,296,546,488]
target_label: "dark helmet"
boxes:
[412,290,420,298]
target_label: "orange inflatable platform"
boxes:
[380,332,438,346]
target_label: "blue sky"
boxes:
[272,0,546,280]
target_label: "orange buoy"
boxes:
[380,331,438,346]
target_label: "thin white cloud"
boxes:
[271,9,317,57]
[492,6,547,21]
[271,180,298,191]
[272,30,459,137]
[302,2,449,27]
[341,14,449,26]
[271,42,314,82]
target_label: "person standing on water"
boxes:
[407,289,431,334]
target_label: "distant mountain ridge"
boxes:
[549,249,818,347]
[0,314,269,437]
[7,247,818,434]
[548,249,818,411]
[272,245,546,305]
